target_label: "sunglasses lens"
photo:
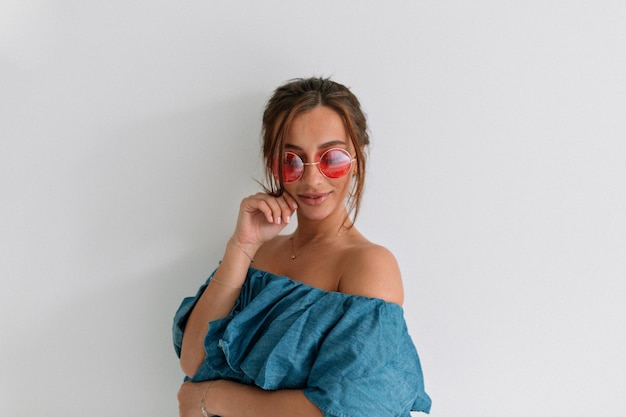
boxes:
[320,149,353,178]
[282,152,304,183]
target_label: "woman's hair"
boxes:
[262,77,370,225]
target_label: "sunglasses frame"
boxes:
[279,147,356,183]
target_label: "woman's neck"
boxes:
[293,211,352,244]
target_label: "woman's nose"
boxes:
[299,161,324,185]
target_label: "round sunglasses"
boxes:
[274,148,356,183]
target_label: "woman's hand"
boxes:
[178,380,215,417]
[231,192,298,250]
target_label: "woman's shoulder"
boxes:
[338,240,404,305]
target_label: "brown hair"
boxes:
[262,77,370,225]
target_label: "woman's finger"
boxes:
[252,198,276,224]
[275,194,296,224]
[282,191,299,211]
[250,193,291,225]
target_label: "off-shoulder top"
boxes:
[173,266,432,416]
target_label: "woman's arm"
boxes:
[179,193,298,377]
[179,238,257,377]
[178,380,323,417]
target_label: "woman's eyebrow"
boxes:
[284,140,347,150]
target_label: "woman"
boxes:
[173,77,431,417]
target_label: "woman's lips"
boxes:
[298,192,331,206]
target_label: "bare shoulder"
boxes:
[338,243,404,305]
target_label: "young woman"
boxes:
[173,77,431,417]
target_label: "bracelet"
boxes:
[230,239,255,263]
[200,381,215,417]
[210,277,242,289]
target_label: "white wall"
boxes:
[1,1,625,416]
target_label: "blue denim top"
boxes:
[173,267,432,416]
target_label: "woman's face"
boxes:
[281,105,355,223]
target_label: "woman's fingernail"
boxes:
[276,217,282,225]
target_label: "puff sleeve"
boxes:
[173,268,431,415]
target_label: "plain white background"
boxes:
[1,1,625,416]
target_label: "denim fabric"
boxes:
[173,267,432,416]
